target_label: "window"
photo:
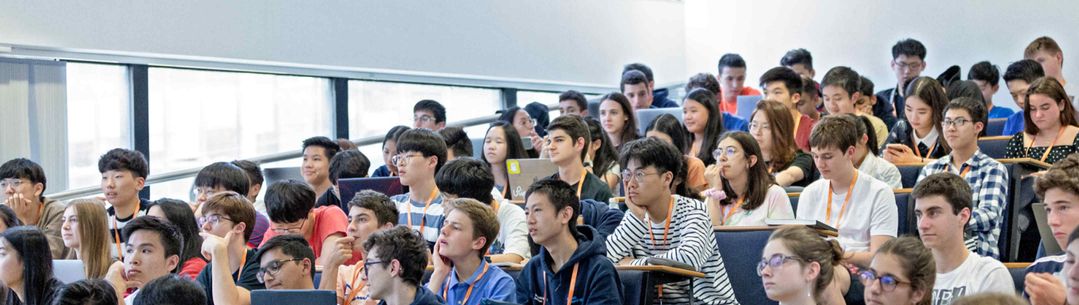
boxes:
[148,68,333,199]
[66,63,132,190]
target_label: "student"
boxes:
[917,97,1008,258]
[435,158,529,263]
[706,131,794,226]
[517,179,623,305]
[105,216,183,304]
[0,227,62,305]
[857,76,891,147]
[413,99,447,130]
[61,199,113,279]
[426,199,516,305]
[481,121,531,200]
[524,102,551,138]
[685,73,749,132]
[598,92,640,151]
[968,61,1015,119]
[148,199,206,280]
[98,148,153,261]
[1025,36,1078,101]
[195,192,264,305]
[861,237,934,305]
[759,226,843,305]
[301,136,341,198]
[875,38,927,129]
[583,117,621,194]
[912,173,1012,304]
[499,106,543,157]
[625,63,679,108]
[1025,154,1079,305]
[362,226,443,305]
[207,234,318,305]
[0,158,67,259]
[51,279,119,305]
[1005,77,1079,164]
[760,66,817,152]
[1002,60,1047,136]
[645,114,707,193]
[546,115,613,203]
[796,116,898,265]
[883,76,951,163]
[319,190,399,305]
[820,67,865,118]
[390,128,448,247]
[850,115,902,189]
[559,90,590,117]
[683,88,726,166]
[260,180,350,265]
[605,137,738,305]
[439,127,472,160]
[317,150,371,211]
[622,70,656,111]
[780,48,816,79]
[798,76,823,121]
[373,126,411,177]
[193,162,271,249]
[747,99,817,188]
[131,274,207,305]
[716,53,762,114]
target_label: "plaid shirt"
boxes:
[917,150,1008,259]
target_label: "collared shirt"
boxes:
[435,261,516,305]
[912,128,939,151]
[917,150,1009,259]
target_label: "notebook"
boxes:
[506,158,559,201]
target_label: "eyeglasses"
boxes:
[0,179,25,190]
[414,115,435,123]
[391,153,423,166]
[270,218,306,234]
[256,258,304,283]
[756,253,803,276]
[519,117,537,127]
[198,214,233,227]
[621,170,661,184]
[894,61,924,71]
[858,269,911,292]
[712,146,739,161]
[748,122,772,132]
[941,118,972,128]
[363,259,388,277]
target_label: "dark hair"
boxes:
[718,132,776,211]
[1070,223,1079,246]
[1025,36,1063,58]
[524,102,551,137]
[382,126,412,150]
[874,237,935,305]
[264,180,316,223]
[759,67,804,94]
[481,122,530,170]
[255,235,315,281]
[891,38,927,60]
[686,73,721,94]
[329,150,371,185]
[752,100,798,172]
[436,158,495,204]
[201,192,257,242]
[346,190,399,226]
[621,70,650,93]
[947,80,986,107]
[0,205,22,229]
[718,53,747,72]
[413,99,447,124]
[230,160,263,186]
[584,117,619,176]
[122,216,184,269]
[559,90,588,111]
[547,115,592,162]
[905,77,950,150]
[685,88,725,165]
[623,63,655,82]
[856,116,881,156]
[395,128,448,174]
[131,274,206,305]
[945,96,989,129]
[801,76,822,99]
[821,66,862,98]
[151,198,203,267]
[194,162,250,196]
[2,227,54,305]
[302,136,341,160]
[0,158,47,201]
[525,178,581,235]
[780,48,814,71]
[619,137,683,190]
[858,76,875,98]
[497,106,525,126]
[599,92,641,148]
[51,279,118,305]
[98,148,148,178]
[646,114,689,154]
[439,127,472,159]
[1025,77,1079,135]
[1035,153,1079,200]
[362,226,429,286]
[913,172,972,214]
[1003,59,1045,84]
[968,61,1001,87]
[809,116,858,152]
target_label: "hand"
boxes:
[431,241,452,275]
[6,193,38,225]
[624,196,646,221]
[199,230,235,261]
[883,144,917,163]
[1025,273,1066,305]
[704,165,722,189]
[325,236,355,268]
[105,261,139,292]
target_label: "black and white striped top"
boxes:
[605,195,740,305]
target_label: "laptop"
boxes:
[338,177,405,203]
[53,260,86,284]
[1033,203,1063,256]
[251,290,336,305]
[506,158,559,201]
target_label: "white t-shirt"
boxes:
[493,199,531,260]
[858,153,902,189]
[720,184,794,226]
[795,169,898,253]
[932,253,1014,305]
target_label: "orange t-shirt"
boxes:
[336,264,379,305]
[719,87,763,114]
[260,206,356,265]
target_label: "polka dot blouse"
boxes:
[1004,132,1079,164]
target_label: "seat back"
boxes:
[736,95,763,121]
[1007,265,1028,293]
[986,118,1007,136]
[714,229,777,305]
[895,191,913,236]
[978,136,1012,159]
[635,108,684,135]
[471,137,484,159]
[897,165,922,189]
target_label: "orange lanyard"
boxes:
[543,263,579,305]
[235,251,247,280]
[575,171,586,198]
[407,188,440,229]
[111,200,141,261]
[826,171,858,227]
[646,196,675,300]
[913,141,936,159]
[946,163,972,178]
[443,263,490,304]
[721,196,745,225]
[344,251,368,303]
[1028,127,1067,162]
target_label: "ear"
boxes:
[747,154,758,168]
[790,92,802,105]
[436,122,446,130]
[379,222,395,230]
[974,121,984,134]
[910,287,928,305]
[232,221,248,236]
[471,236,487,252]
[135,176,147,191]
[427,155,439,170]
[959,207,972,225]
[850,92,863,105]
[33,182,44,198]
[575,137,587,153]
[662,170,675,188]
[166,255,181,273]
[805,261,821,282]
[846,145,857,158]
[860,134,870,146]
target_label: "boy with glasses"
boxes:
[875,38,927,128]
[0,158,68,258]
[193,162,271,249]
[413,99,447,131]
[389,128,448,248]
[260,180,351,266]
[197,191,264,305]
[363,226,444,305]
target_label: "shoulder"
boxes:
[390,193,409,202]
[971,253,1008,271]
[1028,255,1066,273]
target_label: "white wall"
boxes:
[0,0,686,88]
[685,0,1079,110]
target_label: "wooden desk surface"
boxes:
[1004,262,1031,269]
[895,157,1050,169]
[616,264,705,278]
[714,225,838,237]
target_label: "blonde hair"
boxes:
[66,199,113,279]
[768,226,844,302]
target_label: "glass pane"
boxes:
[517,90,561,106]
[66,63,132,190]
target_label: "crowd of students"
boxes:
[4,35,1079,305]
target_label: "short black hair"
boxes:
[946,96,989,128]
[414,99,447,124]
[194,162,250,196]
[435,158,494,204]
[2,227,55,305]
[230,160,263,186]
[621,70,650,92]
[686,73,721,95]
[122,216,184,266]
[131,275,206,305]
[913,172,972,215]
[622,63,655,82]
[0,158,47,201]
[718,53,747,72]
[802,76,822,98]
[0,205,21,229]
[264,180,316,223]
[968,61,1001,87]
[780,48,813,70]
[1003,59,1046,84]
[618,137,683,189]
[255,235,316,281]
[858,76,875,97]
[152,198,203,266]
[438,127,472,158]
[559,90,588,111]
[329,150,370,185]
[98,148,149,178]
[363,226,428,286]
[525,178,581,235]
[547,115,591,161]
[395,128,448,174]
[382,126,412,150]
[821,66,862,97]
[892,38,927,60]
[302,136,341,160]
[946,80,986,106]
[52,278,118,305]
[759,67,803,94]
[347,190,399,226]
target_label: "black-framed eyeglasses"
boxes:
[363,259,388,277]
[256,258,304,283]
[756,253,803,276]
[941,118,972,128]
[197,214,233,227]
[414,115,435,123]
[857,269,911,292]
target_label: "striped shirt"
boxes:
[605,195,740,305]
[391,192,445,249]
[917,151,1008,259]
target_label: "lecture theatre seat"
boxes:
[894,190,913,236]
[897,164,922,189]
[978,136,1012,159]
[986,118,1007,136]
[471,138,484,159]
[735,95,763,122]
[788,194,799,212]
[635,108,684,135]
[1005,262,1030,294]
[714,228,776,305]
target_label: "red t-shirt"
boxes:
[719,87,762,114]
[794,114,817,153]
[260,206,356,265]
[179,258,208,280]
